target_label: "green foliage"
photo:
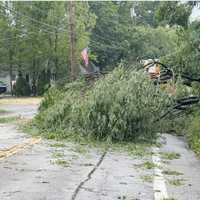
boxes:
[168,178,186,186]
[81,68,170,141]
[35,67,171,142]
[137,161,158,170]
[37,70,51,96]
[162,21,200,77]
[39,86,62,112]
[89,1,179,69]
[175,77,194,98]
[0,1,96,93]
[160,152,181,160]
[0,1,196,85]
[15,73,31,96]
[186,113,200,155]
[39,79,89,112]
[133,1,160,27]
[155,2,192,28]
[0,116,19,123]
[159,79,198,135]
[135,26,178,60]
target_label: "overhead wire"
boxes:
[0,3,67,34]
[0,3,70,67]
[0,2,120,47]
[89,32,124,50]
[23,3,66,22]
[0,25,60,43]
[0,3,61,31]
[0,3,112,49]
[0,8,56,35]
[0,8,67,43]
[0,3,116,56]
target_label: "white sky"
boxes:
[190,6,200,22]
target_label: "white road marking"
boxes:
[152,147,168,200]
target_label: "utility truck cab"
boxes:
[142,59,161,79]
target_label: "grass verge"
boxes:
[0,116,20,123]
[186,115,200,156]
[22,121,152,157]
[140,175,153,183]
[0,109,9,114]
[168,178,186,186]
[163,169,183,176]
[160,152,181,160]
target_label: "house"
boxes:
[0,71,17,93]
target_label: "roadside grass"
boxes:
[0,109,9,114]
[72,144,88,154]
[0,116,20,123]
[168,178,186,186]
[0,97,42,105]
[163,198,177,200]
[163,169,183,176]
[22,122,153,157]
[52,159,70,168]
[160,152,181,160]
[140,175,153,183]
[50,143,66,148]
[130,198,140,200]
[135,161,159,170]
[113,143,152,157]
[52,152,65,158]
[186,115,200,156]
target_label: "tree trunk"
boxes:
[68,1,77,80]
[9,50,13,96]
[54,30,58,80]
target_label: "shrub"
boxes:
[186,113,200,155]
[37,70,51,96]
[39,86,63,112]
[81,68,171,142]
[39,79,89,112]
[35,67,172,142]
[15,73,31,96]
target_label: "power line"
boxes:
[89,33,123,50]
[23,3,65,22]
[0,3,67,34]
[0,22,60,43]
[0,29,66,43]
[0,9,69,42]
[1,3,62,31]
[0,8,56,35]
[0,35,29,42]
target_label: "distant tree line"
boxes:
[0,1,199,95]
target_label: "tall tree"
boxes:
[132,1,160,27]
[155,2,193,28]
[0,1,96,94]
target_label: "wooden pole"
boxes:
[68,1,77,80]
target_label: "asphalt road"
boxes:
[0,99,200,200]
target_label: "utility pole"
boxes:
[68,1,77,80]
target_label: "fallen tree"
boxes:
[34,67,173,142]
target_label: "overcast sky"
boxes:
[190,6,200,22]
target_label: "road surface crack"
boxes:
[70,151,107,200]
